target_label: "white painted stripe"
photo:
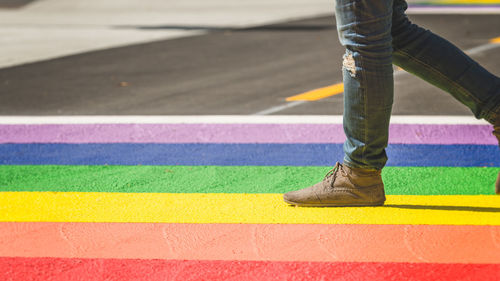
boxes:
[252,101,307,115]
[465,42,500,55]
[0,115,489,125]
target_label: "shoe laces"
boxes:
[324,162,347,187]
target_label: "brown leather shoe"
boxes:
[493,115,500,195]
[283,162,385,207]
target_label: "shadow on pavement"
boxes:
[114,24,335,32]
[0,0,37,8]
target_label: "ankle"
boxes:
[343,163,381,176]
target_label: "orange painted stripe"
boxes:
[286,83,344,101]
[2,222,499,264]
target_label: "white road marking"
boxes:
[252,101,307,115]
[0,115,489,124]
[465,42,500,55]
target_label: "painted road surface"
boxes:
[1,115,500,280]
[1,0,500,280]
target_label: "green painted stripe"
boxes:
[0,165,497,195]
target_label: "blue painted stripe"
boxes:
[0,143,499,167]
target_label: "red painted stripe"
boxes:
[1,257,499,281]
[1,222,500,264]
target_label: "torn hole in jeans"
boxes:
[343,52,356,77]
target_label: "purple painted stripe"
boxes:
[0,124,496,144]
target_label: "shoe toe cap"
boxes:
[283,188,320,205]
[283,190,298,204]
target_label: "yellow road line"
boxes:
[286,83,344,101]
[1,192,499,225]
[433,0,500,3]
[490,36,500,44]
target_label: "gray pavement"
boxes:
[0,0,333,68]
[0,13,499,116]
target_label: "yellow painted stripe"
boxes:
[286,83,344,101]
[490,37,500,44]
[1,192,499,225]
[433,0,500,4]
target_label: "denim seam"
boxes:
[484,103,500,124]
[394,47,488,111]
[479,84,500,123]
[351,1,368,167]
[360,58,368,166]
[450,62,500,120]
[351,2,369,168]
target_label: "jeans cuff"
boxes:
[343,158,382,171]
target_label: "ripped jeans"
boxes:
[336,0,500,170]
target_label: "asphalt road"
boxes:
[0,14,499,115]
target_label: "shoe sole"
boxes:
[283,198,385,207]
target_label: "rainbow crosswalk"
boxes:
[1,115,500,280]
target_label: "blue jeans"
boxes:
[336,0,500,170]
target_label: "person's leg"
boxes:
[391,0,500,124]
[283,0,393,206]
[390,0,500,194]
[494,120,500,194]
[337,0,395,170]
